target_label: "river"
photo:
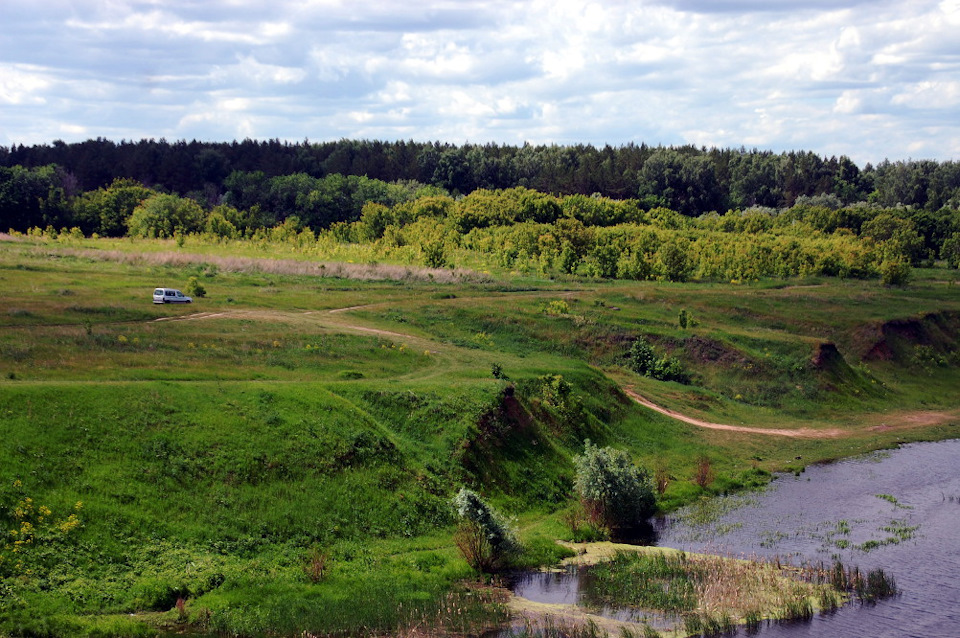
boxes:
[513,439,960,637]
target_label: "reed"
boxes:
[511,617,608,638]
[581,549,880,636]
[814,559,898,603]
[779,597,813,622]
[743,608,762,632]
[397,586,510,636]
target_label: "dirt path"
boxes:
[152,312,230,322]
[623,387,845,438]
[151,306,428,342]
[624,387,957,439]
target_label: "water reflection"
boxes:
[608,520,659,546]
[508,567,674,627]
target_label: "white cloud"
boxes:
[392,35,478,79]
[891,81,960,109]
[58,123,88,136]
[0,64,52,105]
[309,46,357,82]
[1,0,959,163]
[377,82,412,104]
[211,56,307,86]
[65,9,287,46]
[834,91,863,114]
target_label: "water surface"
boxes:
[663,439,960,637]
[512,439,960,637]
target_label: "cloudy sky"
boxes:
[2,0,958,164]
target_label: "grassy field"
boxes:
[1,236,959,636]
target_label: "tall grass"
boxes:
[582,550,871,633]
[808,560,899,603]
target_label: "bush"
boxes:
[421,240,447,268]
[692,455,714,490]
[452,488,520,573]
[880,258,911,286]
[628,337,657,374]
[573,441,656,535]
[528,374,585,428]
[186,276,207,298]
[627,337,690,384]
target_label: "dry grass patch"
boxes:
[29,244,493,284]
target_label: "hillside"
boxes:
[1,236,959,636]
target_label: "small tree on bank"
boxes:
[573,441,656,536]
[452,488,520,573]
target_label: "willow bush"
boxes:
[452,488,520,573]
[573,441,656,536]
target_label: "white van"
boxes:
[153,288,192,304]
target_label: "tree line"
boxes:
[3,138,959,286]
[6,167,959,286]
[3,138,960,212]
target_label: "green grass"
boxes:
[2,237,959,636]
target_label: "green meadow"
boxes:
[1,236,959,637]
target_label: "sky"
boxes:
[1,0,959,165]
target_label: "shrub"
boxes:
[627,337,690,384]
[452,488,520,573]
[627,337,657,374]
[186,276,207,298]
[529,374,585,428]
[542,299,570,315]
[880,258,911,286]
[654,464,671,496]
[421,240,447,268]
[573,441,656,535]
[650,356,689,383]
[693,455,714,490]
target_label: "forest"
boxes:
[2,138,960,285]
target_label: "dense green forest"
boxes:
[2,139,959,286]
[4,138,960,212]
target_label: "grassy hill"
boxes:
[1,236,959,636]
